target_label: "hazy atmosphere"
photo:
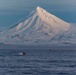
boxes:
[0,1,76,75]
[0,0,76,28]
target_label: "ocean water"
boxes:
[0,47,76,75]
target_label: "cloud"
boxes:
[0,0,75,12]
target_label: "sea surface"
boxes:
[0,47,76,75]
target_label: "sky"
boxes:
[0,0,76,11]
[0,0,76,28]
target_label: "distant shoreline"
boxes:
[0,43,76,50]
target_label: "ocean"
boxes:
[0,47,76,75]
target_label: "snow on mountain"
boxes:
[0,6,76,45]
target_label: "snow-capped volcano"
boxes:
[15,6,70,34]
[0,6,76,45]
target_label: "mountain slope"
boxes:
[0,6,75,45]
